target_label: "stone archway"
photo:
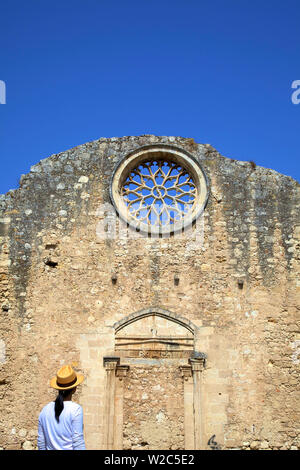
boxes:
[102,308,205,450]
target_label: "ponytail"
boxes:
[54,390,68,422]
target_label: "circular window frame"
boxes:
[110,144,209,235]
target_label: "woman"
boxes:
[37,365,86,450]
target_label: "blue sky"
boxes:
[0,0,300,194]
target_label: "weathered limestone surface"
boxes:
[123,364,185,450]
[0,135,299,450]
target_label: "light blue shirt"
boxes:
[37,401,86,450]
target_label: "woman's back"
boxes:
[38,400,85,450]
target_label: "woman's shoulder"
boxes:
[39,401,54,416]
[64,401,83,412]
[63,401,83,419]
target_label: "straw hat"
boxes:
[50,365,84,391]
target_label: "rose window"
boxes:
[121,160,196,228]
[110,145,209,235]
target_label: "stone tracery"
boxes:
[121,160,197,228]
[110,144,209,235]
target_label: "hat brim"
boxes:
[50,374,84,391]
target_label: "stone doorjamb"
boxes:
[179,356,205,450]
[103,357,130,450]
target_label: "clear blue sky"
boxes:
[1,0,300,195]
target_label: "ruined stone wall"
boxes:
[123,364,185,450]
[0,135,299,450]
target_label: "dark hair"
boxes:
[54,389,71,422]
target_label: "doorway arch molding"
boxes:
[113,306,197,335]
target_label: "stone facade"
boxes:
[0,135,299,450]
